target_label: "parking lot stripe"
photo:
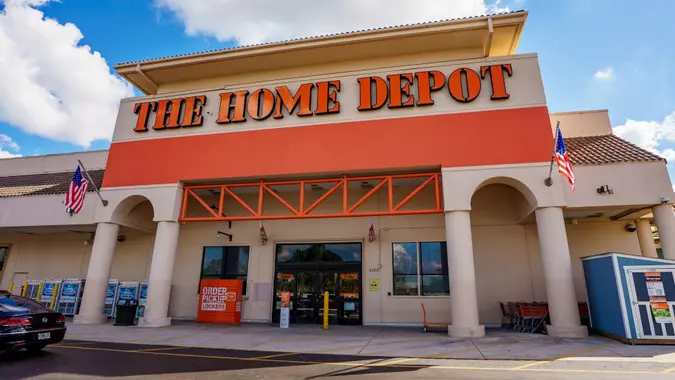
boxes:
[50,344,673,376]
[134,347,184,352]
[554,343,612,360]
[255,352,299,359]
[509,361,547,370]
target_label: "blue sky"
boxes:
[0,0,673,184]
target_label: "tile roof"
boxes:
[565,134,665,166]
[0,169,104,198]
[117,10,525,66]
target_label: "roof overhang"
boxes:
[115,11,528,95]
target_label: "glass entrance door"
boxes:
[338,272,361,325]
[273,242,363,326]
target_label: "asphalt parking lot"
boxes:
[2,340,675,379]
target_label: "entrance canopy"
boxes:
[180,173,442,222]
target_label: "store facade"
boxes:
[1,11,674,338]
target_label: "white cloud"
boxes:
[154,0,511,46]
[594,67,614,80]
[613,111,675,157]
[0,134,21,159]
[615,112,675,188]
[0,1,134,148]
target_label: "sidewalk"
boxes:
[64,320,675,361]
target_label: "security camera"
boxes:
[661,196,670,204]
[625,222,637,232]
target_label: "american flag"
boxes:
[64,166,89,214]
[555,127,575,190]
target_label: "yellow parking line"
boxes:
[372,357,418,366]
[554,344,612,360]
[255,352,299,359]
[134,347,184,352]
[509,361,547,370]
[50,344,669,376]
[661,366,675,373]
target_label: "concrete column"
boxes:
[636,219,658,258]
[654,204,675,260]
[535,207,588,338]
[139,221,180,327]
[445,210,485,338]
[74,222,119,324]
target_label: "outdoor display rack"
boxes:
[105,279,120,318]
[55,278,85,316]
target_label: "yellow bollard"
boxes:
[36,282,44,302]
[49,283,60,310]
[8,282,14,293]
[323,291,329,330]
[21,282,28,296]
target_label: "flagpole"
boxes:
[544,121,560,187]
[77,159,108,207]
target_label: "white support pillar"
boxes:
[535,207,588,338]
[74,222,119,324]
[139,221,180,327]
[654,204,675,260]
[636,219,658,258]
[445,210,485,338]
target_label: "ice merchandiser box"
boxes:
[582,252,675,344]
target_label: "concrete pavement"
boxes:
[3,340,675,379]
[63,320,675,361]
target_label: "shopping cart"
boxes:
[421,303,446,332]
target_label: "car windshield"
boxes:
[0,295,45,312]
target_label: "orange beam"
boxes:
[304,180,344,215]
[181,187,189,219]
[263,185,299,215]
[218,186,225,216]
[343,175,348,213]
[257,180,264,215]
[299,181,305,214]
[223,186,258,216]
[388,177,393,211]
[179,209,442,222]
[187,189,218,218]
[347,179,387,213]
[180,172,442,221]
[393,176,435,211]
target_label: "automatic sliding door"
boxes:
[296,272,316,324]
[317,271,338,325]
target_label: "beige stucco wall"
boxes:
[0,182,645,326]
[0,150,107,176]
[550,110,612,138]
[0,231,154,290]
[113,54,546,144]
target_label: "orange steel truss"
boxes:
[179,173,443,222]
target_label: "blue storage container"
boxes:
[582,252,675,344]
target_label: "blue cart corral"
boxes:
[582,252,675,344]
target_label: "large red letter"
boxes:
[480,64,513,100]
[415,71,445,106]
[216,91,248,124]
[247,89,276,120]
[133,102,155,132]
[448,68,481,103]
[387,73,415,108]
[181,96,206,127]
[315,81,340,115]
[357,76,388,111]
[274,84,313,119]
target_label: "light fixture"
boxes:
[216,231,232,241]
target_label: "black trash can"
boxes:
[114,299,138,326]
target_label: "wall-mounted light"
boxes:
[216,231,232,241]
[597,185,614,195]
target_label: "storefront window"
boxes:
[392,242,449,296]
[0,247,6,274]
[201,246,250,294]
